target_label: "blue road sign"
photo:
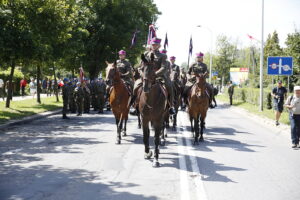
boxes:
[212,71,218,76]
[267,56,293,75]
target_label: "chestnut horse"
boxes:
[139,53,168,167]
[106,61,131,144]
[188,73,209,145]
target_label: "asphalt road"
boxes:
[0,102,299,200]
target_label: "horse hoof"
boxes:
[199,137,204,142]
[122,131,127,137]
[138,125,141,129]
[144,151,153,159]
[165,133,168,138]
[193,140,199,145]
[152,160,160,168]
[115,140,121,145]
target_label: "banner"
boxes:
[230,68,249,85]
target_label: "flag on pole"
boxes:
[164,33,168,49]
[147,24,157,45]
[130,30,139,48]
[247,34,254,40]
[189,36,193,56]
[79,67,85,83]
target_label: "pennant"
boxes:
[79,67,85,83]
[164,33,168,49]
[130,30,139,48]
[189,36,193,56]
[147,24,157,45]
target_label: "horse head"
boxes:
[194,72,207,97]
[141,53,155,93]
[105,61,119,85]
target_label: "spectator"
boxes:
[284,86,300,148]
[0,78,4,100]
[228,81,234,105]
[271,80,287,126]
[20,78,27,96]
[29,78,37,98]
[42,78,48,93]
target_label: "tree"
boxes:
[0,1,34,108]
[23,0,78,103]
[285,29,300,87]
[214,35,237,86]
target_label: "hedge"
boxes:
[0,68,24,95]
[224,87,289,110]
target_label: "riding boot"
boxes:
[62,114,70,119]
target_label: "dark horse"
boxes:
[188,73,209,145]
[170,70,182,130]
[106,61,130,144]
[139,53,168,167]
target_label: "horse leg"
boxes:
[143,121,152,159]
[137,109,141,129]
[122,117,127,137]
[200,113,206,142]
[115,118,121,144]
[190,116,194,136]
[160,122,166,147]
[153,124,161,168]
[193,117,199,145]
[172,112,177,131]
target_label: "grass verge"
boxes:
[0,96,62,124]
[216,94,290,125]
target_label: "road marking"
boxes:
[3,148,23,155]
[178,112,208,200]
[177,125,191,200]
[31,138,45,144]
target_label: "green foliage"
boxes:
[0,96,62,124]
[0,67,24,93]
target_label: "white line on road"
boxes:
[177,128,191,200]
[178,112,208,200]
[3,148,23,155]
[31,139,45,144]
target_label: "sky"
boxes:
[153,0,300,65]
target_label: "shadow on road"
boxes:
[0,164,158,200]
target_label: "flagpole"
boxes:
[259,0,264,111]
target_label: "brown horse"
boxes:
[188,73,209,145]
[170,71,182,130]
[132,67,142,129]
[139,53,168,167]
[106,61,131,144]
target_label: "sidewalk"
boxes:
[0,94,51,102]
[217,101,290,136]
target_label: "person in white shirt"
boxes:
[284,86,300,148]
[29,78,37,98]
[0,78,4,100]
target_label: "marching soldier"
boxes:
[170,56,180,76]
[95,78,106,114]
[68,80,77,113]
[83,80,91,113]
[62,78,70,119]
[183,52,213,106]
[131,37,175,115]
[74,82,84,116]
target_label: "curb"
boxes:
[0,109,62,131]
[217,101,290,136]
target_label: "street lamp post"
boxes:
[197,25,213,84]
[259,0,264,111]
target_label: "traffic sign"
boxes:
[267,56,293,75]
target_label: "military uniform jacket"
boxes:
[187,62,208,84]
[116,59,133,82]
[144,50,168,82]
[62,84,69,100]
[171,63,180,75]
[74,86,84,100]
